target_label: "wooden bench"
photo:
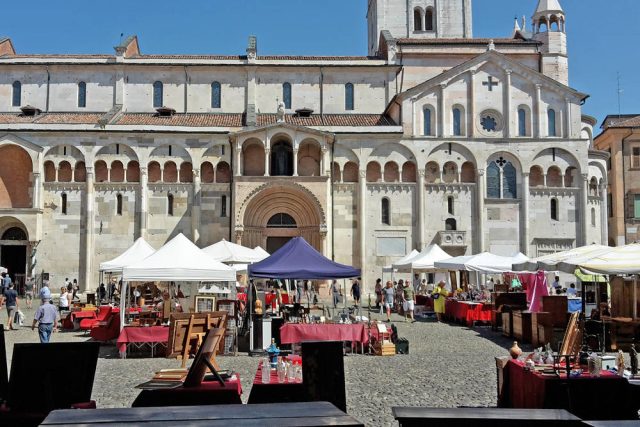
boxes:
[42,401,364,426]
[392,407,584,427]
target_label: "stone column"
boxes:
[476,169,485,253]
[522,172,530,255]
[564,98,571,138]
[139,166,148,239]
[468,71,476,138]
[438,83,446,137]
[320,147,327,176]
[358,169,367,295]
[293,148,299,177]
[84,167,95,291]
[235,144,242,177]
[192,169,201,243]
[581,173,589,246]
[264,148,270,176]
[32,172,41,209]
[534,84,542,138]
[504,70,512,138]
[599,182,608,245]
[417,170,425,250]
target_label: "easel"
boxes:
[181,313,221,370]
[559,312,583,361]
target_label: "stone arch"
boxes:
[43,144,85,169]
[270,133,294,177]
[110,160,125,182]
[44,161,56,182]
[530,165,544,187]
[547,166,563,188]
[96,143,138,162]
[126,161,140,182]
[242,138,265,177]
[0,145,32,208]
[0,217,29,241]
[461,162,475,183]
[148,162,161,183]
[368,143,416,168]
[427,142,478,171]
[332,162,341,183]
[402,161,416,183]
[58,161,73,182]
[564,166,578,188]
[163,161,178,183]
[179,162,193,183]
[201,162,215,183]
[343,161,359,183]
[589,176,598,196]
[530,147,580,173]
[216,161,231,183]
[383,161,399,183]
[298,139,321,177]
[366,161,382,183]
[74,161,86,182]
[95,160,108,182]
[442,161,458,183]
[238,181,326,251]
[425,161,440,183]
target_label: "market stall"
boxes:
[247,237,360,352]
[117,233,236,356]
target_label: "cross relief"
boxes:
[482,76,499,91]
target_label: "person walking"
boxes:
[4,283,19,330]
[0,272,6,308]
[330,280,341,308]
[374,279,383,309]
[382,281,395,322]
[32,297,59,343]
[40,281,52,301]
[72,279,80,301]
[433,280,448,322]
[350,278,361,306]
[402,280,416,322]
[59,287,71,313]
[24,277,35,309]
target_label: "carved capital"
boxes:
[192,169,200,179]
[418,169,426,178]
[581,173,589,181]
[140,166,148,177]
[477,169,485,177]
[359,170,367,179]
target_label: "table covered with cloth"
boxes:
[280,323,368,345]
[445,300,492,326]
[248,359,305,404]
[116,326,169,357]
[506,359,639,420]
[132,375,242,407]
[415,295,434,310]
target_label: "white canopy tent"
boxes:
[0,266,6,274]
[202,239,269,264]
[555,243,640,275]
[392,250,420,270]
[435,252,529,274]
[393,244,452,272]
[253,246,270,258]
[99,237,156,273]
[120,233,236,329]
[511,244,609,272]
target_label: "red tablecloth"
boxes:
[280,323,368,345]
[445,300,492,326]
[132,375,242,407]
[415,295,434,310]
[116,326,169,354]
[506,359,635,420]
[248,360,305,404]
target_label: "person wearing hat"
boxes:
[32,296,59,343]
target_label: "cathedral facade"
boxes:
[0,0,608,292]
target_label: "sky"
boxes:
[2,0,639,127]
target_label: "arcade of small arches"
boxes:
[413,6,435,32]
[533,13,566,34]
[237,134,325,178]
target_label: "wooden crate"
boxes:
[513,311,532,344]
[502,312,512,337]
[531,312,552,347]
[542,296,568,327]
[374,342,396,356]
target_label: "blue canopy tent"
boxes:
[248,237,360,279]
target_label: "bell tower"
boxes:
[367,0,473,56]
[532,0,568,85]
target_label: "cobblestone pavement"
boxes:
[2,303,527,426]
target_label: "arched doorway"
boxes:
[0,222,28,289]
[266,213,297,253]
[270,140,293,176]
[240,183,325,253]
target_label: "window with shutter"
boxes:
[635,194,640,219]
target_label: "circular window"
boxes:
[477,110,504,136]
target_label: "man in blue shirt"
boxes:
[4,283,18,330]
[32,298,58,343]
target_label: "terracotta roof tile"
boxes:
[114,113,244,127]
[604,115,640,128]
[396,37,540,45]
[257,55,376,61]
[8,54,114,59]
[140,54,246,60]
[257,114,396,127]
[0,112,101,124]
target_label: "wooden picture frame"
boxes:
[194,296,216,313]
[167,312,227,359]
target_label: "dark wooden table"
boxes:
[41,401,364,426]
[392,407,584,427]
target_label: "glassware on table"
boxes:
[287,361,295,382]
[261,358,271,383]
[277,362,286,383]
[295,363,303,382]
